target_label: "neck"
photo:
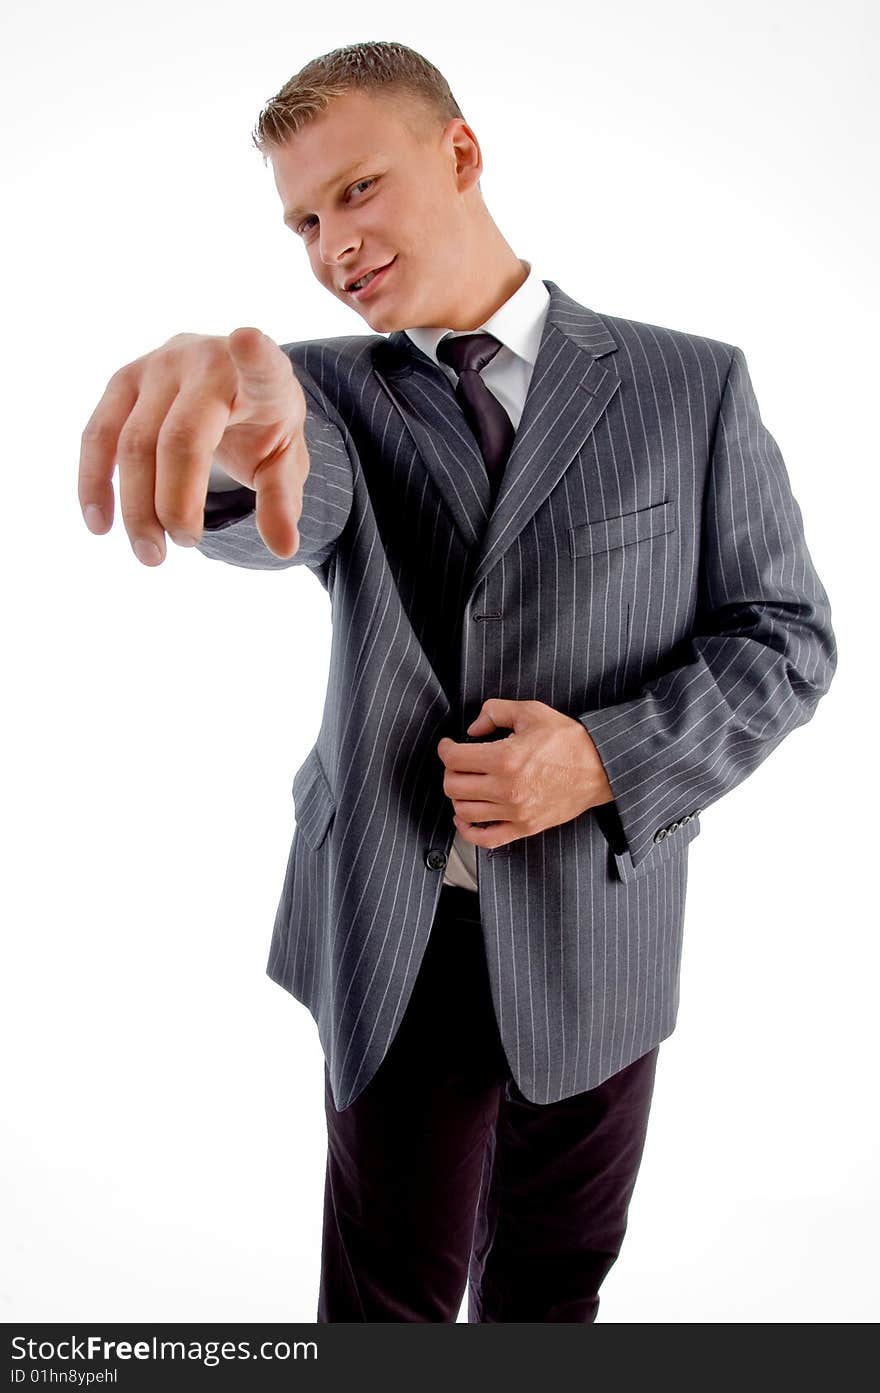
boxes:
[442,245,529,331]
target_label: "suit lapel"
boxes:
[371,329,493,549]
[372,279,621,600]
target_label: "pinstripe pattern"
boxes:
[195,280,837,1111]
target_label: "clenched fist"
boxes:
[79,326,310,564]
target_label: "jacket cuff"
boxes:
[579,707,702,881]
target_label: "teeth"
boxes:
[352,268,379,291]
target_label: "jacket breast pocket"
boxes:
[291,746,336,852]
[569,499,676,558]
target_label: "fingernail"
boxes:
[172,532,199,548]
[134,539,162,565]
[84,504,106,531]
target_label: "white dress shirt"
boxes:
[208,259,552,892]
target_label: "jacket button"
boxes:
[426,849,448,870]
[669,820,680,832]
[654,828,667,843]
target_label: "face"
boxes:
[272,88,483,332]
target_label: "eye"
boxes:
[295,177,377,236]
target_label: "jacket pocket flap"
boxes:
[611,812,701,883]
[292,747,336,852]
[569,499,676,557]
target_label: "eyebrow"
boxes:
[282,157,378,226]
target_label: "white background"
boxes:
[1,0,875,1323]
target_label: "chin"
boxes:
[359,304,401,332]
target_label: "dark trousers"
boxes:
[318,882,659,1322]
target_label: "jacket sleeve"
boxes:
[578,344,838,875]
[194,360,354,574]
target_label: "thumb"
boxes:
[466,698,524,736]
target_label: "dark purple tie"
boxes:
[435,332,515,503]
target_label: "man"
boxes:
[79,41,837,1322]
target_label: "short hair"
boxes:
[251,40,465,162]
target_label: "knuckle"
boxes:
[159,418,200,455]
[81,415,112,448]
[154,343,225,400]
[107,363,134,389]
[197,337,231,371]
[117,422,154,460]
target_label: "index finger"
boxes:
[242,428,307,560]
[437,733,514,770]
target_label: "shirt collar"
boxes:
[403,259,549,369]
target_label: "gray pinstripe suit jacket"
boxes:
[196,278,837,1112]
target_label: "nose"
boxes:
[318,218,359,275]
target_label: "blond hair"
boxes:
[251,40,465,162]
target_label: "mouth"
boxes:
[345,257,397,301]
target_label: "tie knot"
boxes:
[436,331,503,377]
